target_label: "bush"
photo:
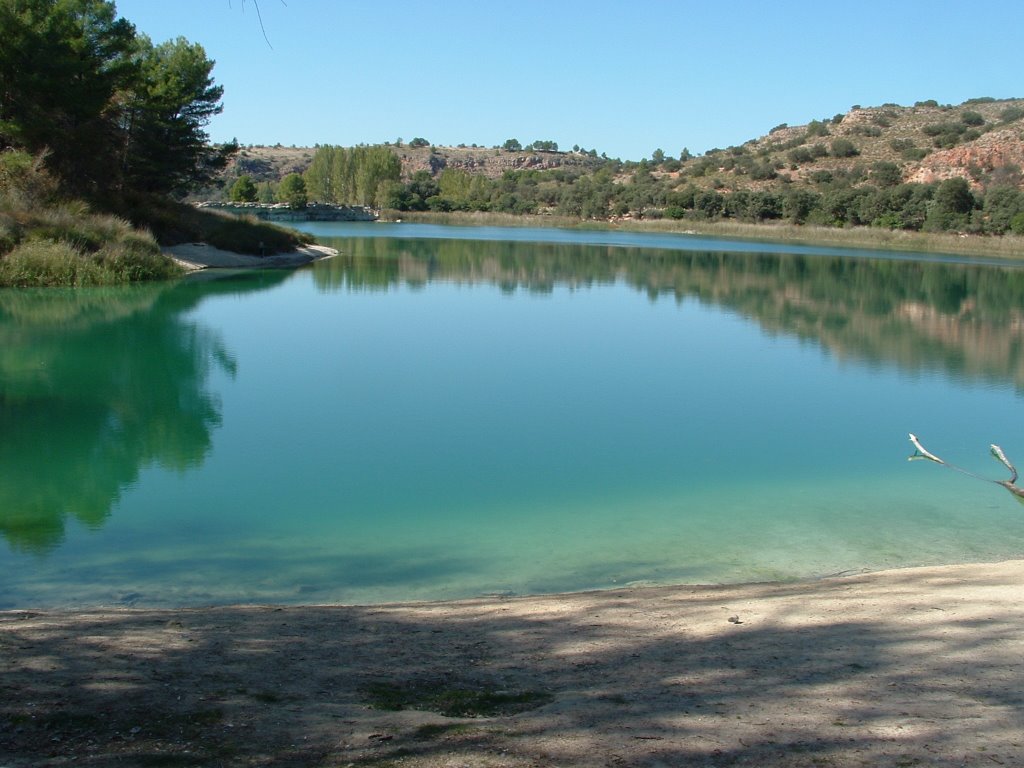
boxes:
[806,120,829,137]
[1011,212,1024,235]
[999,105,1024,123]
[871,162,903,187]
[0,240,87,285]
[0,238,171,286]
[788,147,814,164]
[922,121,965,137]
[960,110,985,127]
[830,138,860,158]
[0,150,59,208]
[902,146,930,161]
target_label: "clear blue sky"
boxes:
[113,0,1024,161]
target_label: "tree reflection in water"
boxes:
[0,273,288,552]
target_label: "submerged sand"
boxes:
[3,559,1023,766]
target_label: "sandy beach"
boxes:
[164,242,337,270]
[3,559,1024,766]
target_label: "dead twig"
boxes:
[908,433,1024,503]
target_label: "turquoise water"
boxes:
[3,224,1024,608]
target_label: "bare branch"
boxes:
[908,434,1024,503]
[990,444,1018,483]
[231,0,287,49]
[908,433,944,465]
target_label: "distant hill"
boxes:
[225,142,603,186]
[222,98,1024,193]
[211,99,1024,238]
[683,97,1024,193]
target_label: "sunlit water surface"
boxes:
[2,224,1023,608]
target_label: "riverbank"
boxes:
[4,559,1023,767]
[386,210,1024,261]
[165,242,337,270]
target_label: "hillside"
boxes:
[226,142,604,186]
[681,97,1024,193]
[212,98,1024,239]
[223,98,1024,194]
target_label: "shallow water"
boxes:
[2,225,1024,608]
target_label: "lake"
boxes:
[2,223,1024,608]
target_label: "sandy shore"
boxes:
[164,242,337,270]
[3,560,1024,766]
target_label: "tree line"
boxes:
[352,159,1023,236]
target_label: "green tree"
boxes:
[304,144,336,202]
[502,138,522,151]
[924,177,975,232]
[277,173,306,208]
[982,187,1024,234]
[0,0,137,191]
[783,189,820,224]
[119,36,234,195]
[304,145,400,206]
[0,0,233,199]
[870,162,903,188]
[229,175,257,202]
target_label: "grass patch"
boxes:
[362,679,552,718]
[1,155,183,286]
[0,235,180,287]
[123,194,313,255]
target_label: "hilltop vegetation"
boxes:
[217,98,1024,240]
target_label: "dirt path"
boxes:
[3,560,1024,767]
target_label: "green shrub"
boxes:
[0,233,179,287]
[960,110,985,127]
[788,147,814,164]
[999,105,1024,123]
[902,146,930,161]
[0,219,19,254]
[0,239,106,286]
[830,138,860,158]
[922,121,965,137]
[0,150,59,207]
[806,120,829,137]
[95,240,180,282]
[1011,212,1024,235]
